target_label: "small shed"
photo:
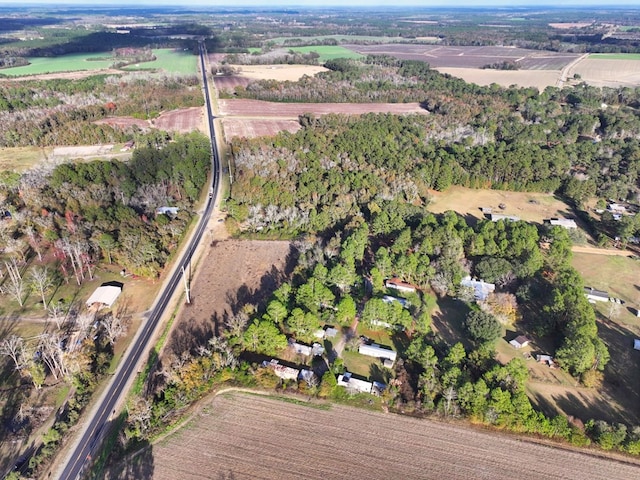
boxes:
[584,287,609,303]
[324,327,339,338]
[634,339,640,351]
[385,278,417,293]
[290,341,312,357]
[509,335,531,349]
[86,282,123,308]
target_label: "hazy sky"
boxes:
[1,0,640,6]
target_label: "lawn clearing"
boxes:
[0,53,113,76]
[590,53,640,60]
[427,186,575,227]
[138,392,640,480]
[122,49,197,74]
[286,45,363,62]
[0,146,52,171]
[572,253,640,320]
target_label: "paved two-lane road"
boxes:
[56,41,220,480]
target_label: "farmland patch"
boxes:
[573,57,640,87]
[221,118,301,141]
[144,392,640,480]
[343,44,580,70]
[436,67,560,89]
[218,99,427,117]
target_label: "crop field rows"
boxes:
[150,393,640,480]
[217,99,428,117]
[221,118,301,140]
[344,44,581,70]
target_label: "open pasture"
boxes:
[343,44,580,70]
[145,392,640,480]
[427,186,573,226]
[285,45,363,62]
[0,53,113,76]
[122,49,197,74]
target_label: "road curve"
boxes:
[56,41,221,480]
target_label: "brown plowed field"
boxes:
[218,99,427,117]
[149,392,640,480]
[221,118,301,140]
[213,75,252,93]
[163,240,294,357]
[153,107,205,133]
[344,44,580,70]
[94,116,150,130]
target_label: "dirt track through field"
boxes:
[150,392,640,480]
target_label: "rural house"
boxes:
[337,372,373,394]
[546,218,577,229]
[290,341,313,357]
[262,359,299,380]
[358,343,397,366]
[509,335,530,349]
[382,295,408,308]
[385,278,417,293]
[584,287,609,303]
[490,213,520,222]
[460,276,496,302]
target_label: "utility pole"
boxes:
[181,264,191,304]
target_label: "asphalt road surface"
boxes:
[56,41,220,480]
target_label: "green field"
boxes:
[122,49,197,74]
[287,45,363,62]
[0,49,197,77]
[591,53,640,60]
[0,53,113,76]
[268,34,418,45]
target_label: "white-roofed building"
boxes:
[460,276,495,302]
[86,282,123,308]
[358,343,397,365]
[337,372,373,394]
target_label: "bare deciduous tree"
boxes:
[3,258,27,306]
[48,300,69,330]
[29,265,53,309]
[102,313,127,346]
[0,334,27,372]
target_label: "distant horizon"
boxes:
[1,1,640,8]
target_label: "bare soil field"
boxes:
[153,106,205,133]
[572,57,640,87]
[427,186,574,226]
[164,239,295,356]
[218,99,427,117]
[344,44,580,70]
[94,117,150,131]
[2,68,122,82]
[230,64,329,81]
[221,118,301,141]
[146,392,640,480]
[213,75,252,93]
[549,22,593,29]
[436,67,560,89]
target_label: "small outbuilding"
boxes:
[509,335,531,349]
[584,287,609,303]
[86,282,123,309]
[634,339,640,351]
[385,278,417,293]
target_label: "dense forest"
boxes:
[226,56,640,234]
[0,73,203,147]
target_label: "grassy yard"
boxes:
[286,45,363,62]
[0,53,113,76]
[572,252,640,323]
[428,186,576,227]
[590,53,640,60]
[0,49,197,77]
[122,49,198,74]
[0,146,52,172]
